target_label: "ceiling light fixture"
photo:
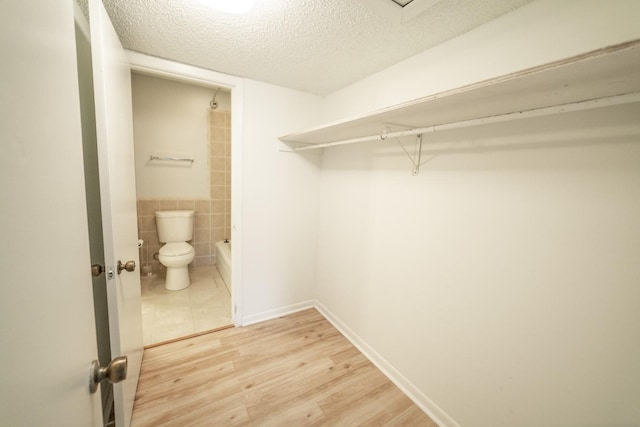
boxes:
[198,0,256,14]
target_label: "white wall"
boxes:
[316,1,640,426]
[131,73,230,198]
[240,78,323,319]
[323,0,640,121]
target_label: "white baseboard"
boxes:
[241,300,316,326]
[313,300,460,427]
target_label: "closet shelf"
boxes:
[279,39,640,151]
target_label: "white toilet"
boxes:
[155,210,195,291]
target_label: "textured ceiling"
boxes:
[101,0,533,95]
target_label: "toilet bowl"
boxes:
[155,210,195,291]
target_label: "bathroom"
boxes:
[131,72,233,346]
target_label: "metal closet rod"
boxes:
[291,92,640,151]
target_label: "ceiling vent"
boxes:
[391,0,415,6]
[364,0,443,22]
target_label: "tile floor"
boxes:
[140,265,232,346]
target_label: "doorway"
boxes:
[127,54,244,345]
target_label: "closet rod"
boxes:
[292,92,640,151]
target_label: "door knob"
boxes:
[89,356,128,393]
[91,264,104,277]
[117,260,136,274]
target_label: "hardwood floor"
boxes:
[131,308,437,426]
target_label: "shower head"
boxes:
[210,87,221,109]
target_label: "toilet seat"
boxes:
[159,242,194,257]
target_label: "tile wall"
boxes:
[137,110,231,273]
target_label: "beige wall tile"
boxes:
[149,260,163,274]
[144,244,161,261]
[138,216,156,232]
[211,200,225,214]
[210,186,225,200]
[211,228,225,243]
[210,171,224,186]
[139,199,160,216]
[195,242,211,256]
[210,142,225,156]
[211,214,225,227]
[178,199,195,210]
[194,214,210,229]
[212,111,226,127]
[210,157,225,172]
[195,200,211,214]
[211,127,225,142]
[159,199,178,210]
[193,228,210,244]
[140,230,160,247]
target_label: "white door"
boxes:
[0,1,103,425]
[89,1,144,426]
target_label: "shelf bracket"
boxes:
[413,134,423,176]
[394,133,424,176]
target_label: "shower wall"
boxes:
[132,73,231,273]
[208,108,232,243]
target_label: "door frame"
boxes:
[127,52,244,326]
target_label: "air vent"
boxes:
[391,0,415,6]
[364,0,443,23]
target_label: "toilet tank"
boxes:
[155,210,194,243]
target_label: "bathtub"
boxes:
[215,240,231,293]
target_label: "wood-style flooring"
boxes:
[131,308,437,426]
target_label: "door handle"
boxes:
[117,260,136,274]
[91,264,104,277]
[89,356,128,393]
